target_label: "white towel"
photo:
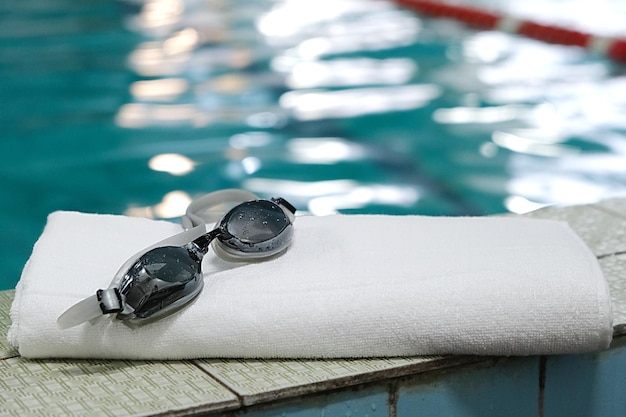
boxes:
[8,211,612,359]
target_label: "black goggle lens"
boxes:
[58,194,296,328]
[121,246,202,314]
[222,200,290,244]
[117,197,293,321]
[140,246,200,283]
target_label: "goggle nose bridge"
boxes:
[57,190,296,329]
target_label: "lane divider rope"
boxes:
[393,0,626,62]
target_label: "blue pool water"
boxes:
[2,0,626,290]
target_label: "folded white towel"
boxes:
[8,211,612,359]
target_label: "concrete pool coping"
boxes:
[2,198,626,416]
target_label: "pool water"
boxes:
[2,0,626,290]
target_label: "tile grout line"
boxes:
[597,250,626,260]
[189,360,245,409]
[590,203,626,221]
[388,380,399,417]
[538,355,547,417]
[587,204,626,258]
[0,354,20,361]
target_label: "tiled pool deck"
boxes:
[2,199,626,416]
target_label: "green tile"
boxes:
[195,356,478,406]
[1,291,240,416]
[594,197,626,219]
[523,204,626,257]
[0,290,18,359]
[598,254,626,331]
[0,357,240,417]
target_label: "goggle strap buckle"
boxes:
[96,288,123,314]
[272,197,296,214]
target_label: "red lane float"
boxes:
[393,0,626,62]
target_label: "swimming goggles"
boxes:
[57,189,296,329]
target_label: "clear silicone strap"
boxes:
[181,189,258,229]
[57,189,260,329]
[56,224,210,329]
[57,294,102,329]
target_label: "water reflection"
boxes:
[283,58,417,89]
[126,190,192,219]
[116,103,212,127]
[507,173,618,208]
[491,131,578,157]
[287,138,367,164]
[307,185,420,216]
[126,0,185,34]
[280,85,441,120]
[149,153,196,175]
[116,0,626,217]
[430,26,626,208]
[433,105,531,124]
[245,178,362,197]
[128,41,253,77]
[6,0,626,290]
[130,78,189,101]
[243,178,420,216]
[503,195,548,214]
[257,0,420,53]
[225,156,262,179]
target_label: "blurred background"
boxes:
[2,0,626,289]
